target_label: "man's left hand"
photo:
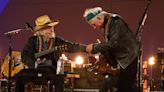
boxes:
[86,44,93,53]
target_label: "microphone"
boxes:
[4,29,23,35]
[25,22,33,32]
[4,23,33,36]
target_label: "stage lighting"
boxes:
[75,56,84,65]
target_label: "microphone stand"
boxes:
[4,28,26,92]
[6,34,12,92]
[135,0,152,92]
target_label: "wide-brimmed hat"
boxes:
[33,15,59,32]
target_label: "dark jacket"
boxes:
[22,36,86,69]
[92,14,139,69]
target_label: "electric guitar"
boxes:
[87,53,120,76]
[86,39,120,76]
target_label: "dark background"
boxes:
[0,0,164,61]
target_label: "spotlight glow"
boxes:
[75,56,84,65]
[94,54,99,59]
[148,56,155,65]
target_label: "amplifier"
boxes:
[73,67,104,89]
[64,63,104,89]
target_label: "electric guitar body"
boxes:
[87,53,120,76]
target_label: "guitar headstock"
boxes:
[57,44,68,52]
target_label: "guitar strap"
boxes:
[36,36,53,52]
[104,14,120,67]
[35,36,55,69]
[104,13,118,43]
[104,13,112,43]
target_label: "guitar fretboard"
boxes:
[35,47,58,58]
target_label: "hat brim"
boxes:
[33,21,59,32]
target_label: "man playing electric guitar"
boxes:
[84,7,139,92]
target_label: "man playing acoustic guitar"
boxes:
[15,15,86,92]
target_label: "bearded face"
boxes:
[39,26,56,40]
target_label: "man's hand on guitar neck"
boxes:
[86,39,101,53]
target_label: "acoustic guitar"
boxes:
[1,51,25,77]
[1,45,67,77]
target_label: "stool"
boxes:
[15,68,64,92]
[25,80,53,92]
[26,74,56,92]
